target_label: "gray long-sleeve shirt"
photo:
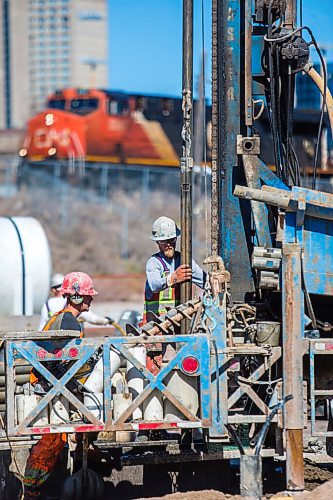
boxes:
[145,251,206,300]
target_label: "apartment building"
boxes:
[0,0,108,129]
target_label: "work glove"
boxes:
[105,316,115,325]
[168,264,192,286]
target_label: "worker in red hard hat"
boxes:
[24,272,98,499]
[39,272,115,331]
[42,270,98,332]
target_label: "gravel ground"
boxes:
[149,492,243,500]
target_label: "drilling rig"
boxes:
[1,0,333,498]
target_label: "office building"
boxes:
[0,0,108,129]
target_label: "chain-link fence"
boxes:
[0,156,211,275]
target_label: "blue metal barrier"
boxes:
[5,334,211,437]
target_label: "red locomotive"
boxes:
[19,88,181,167]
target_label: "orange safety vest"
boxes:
[30,308,82,384]
[143,255,180,324]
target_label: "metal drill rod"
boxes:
[210,0,219,261]
[180,0,193,332]
[234,185,291,209]
[285,0,297,29]
[142,298,201,337]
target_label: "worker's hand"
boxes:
[169,265,192,286]
[105,316,115,325]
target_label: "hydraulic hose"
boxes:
[112,322,126,337]
[303,64,333,137]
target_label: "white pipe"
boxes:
[143,389,163,421]
[126,346,146,420]
[84,349,122,392]
[164,370,199,421]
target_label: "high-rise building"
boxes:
[0,0,108,129]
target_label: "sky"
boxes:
[108,0,333,98]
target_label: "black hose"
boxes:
[83,392,102,421]
[267,0,282,180]
[52,404,72,425]
[225,424,245,455]
[254,394,293,455]
[264,25,327,190]
[286,65,293,185]
[275,48,286,178]
[212,340,220,422]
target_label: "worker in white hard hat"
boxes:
[38,272,115,330]
[143,216,206,324]
[140,217,205,442]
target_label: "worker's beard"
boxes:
[163,246,175,259]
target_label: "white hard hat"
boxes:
[51,273,65,289]
[150,216,181,241]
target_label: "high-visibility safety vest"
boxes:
[43,308,76,331]
[143,255,180,324]
[30,309,85,384]
[45,299,52,318]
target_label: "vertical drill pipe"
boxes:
[282,243,305,491]
[285,0,297,29]
[244,0,253,126]
[180,0,193,324]
[211,0,220,260]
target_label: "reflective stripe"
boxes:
[143,254,181,323]
[144,272,178,322]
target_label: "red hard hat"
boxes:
[59,271,98,296]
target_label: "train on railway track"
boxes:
[19,88,201,167]
[19,87,332,179]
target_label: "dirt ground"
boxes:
[147,459,333,500]
[300,477,333,499]
[150,492,243,500]
[303,460,333,491]
[150,481,333,500]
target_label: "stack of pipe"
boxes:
[0,360,31,416]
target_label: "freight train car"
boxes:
[19,88,197,167]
